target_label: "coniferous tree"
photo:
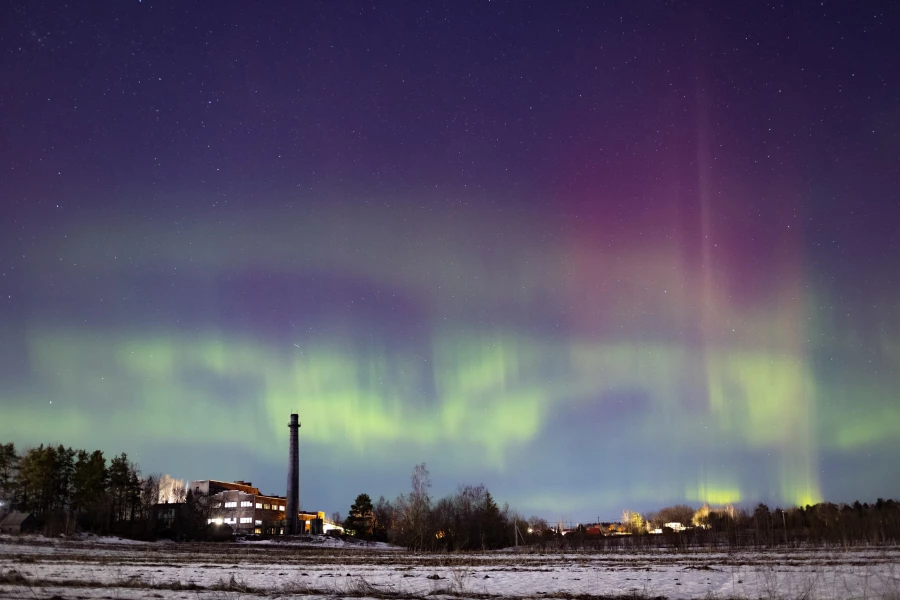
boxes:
[481,490,504,548]
[0,443,18,506]
[16,445,55,514]
[72,450,108,532]
[346,493,375,538]
[108,452,139,525]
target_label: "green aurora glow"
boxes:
[2,205,898,516]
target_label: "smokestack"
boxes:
[286,413,300,534]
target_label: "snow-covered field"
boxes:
[1,534,898,599]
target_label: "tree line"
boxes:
[4,442,897,549]
[342,463,900,551]
[552,500,900,551]
[343,463,548,551]
[0,442,182,537]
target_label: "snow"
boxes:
[1,536,898,599]
[239,533,401,549]
[73,532,155,545]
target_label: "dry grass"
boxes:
[3,537,900,600]
[0,570,28,585]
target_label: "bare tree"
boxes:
[140,474,161,524]
[157,474,186,504]
[621,510,645,534]
[654,504,694,528]
[396,463,432,550]
[373,496,393,541]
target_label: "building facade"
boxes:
[191,479,324,535]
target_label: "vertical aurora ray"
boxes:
[681,74,823,506]
[695,241,822,506]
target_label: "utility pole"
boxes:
[782,510,787,545]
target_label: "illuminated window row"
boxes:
[209,517,265,527]
[216,499,287,512]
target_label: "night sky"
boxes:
[1,1,898,521]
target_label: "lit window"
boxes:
[241,501,252,508]
[207,518,224,525]
[263,504,271,510]
[224,501,237,508]
[255,520,262,525]
[256,503,263,509]
[224,517,236,524]
[279,505,285,511]
[240,517,252,524]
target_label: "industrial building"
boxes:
[179,413,324,536]
[190,479,324,535]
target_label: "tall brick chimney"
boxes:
[286,413,300,534]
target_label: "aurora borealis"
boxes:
[1,1,898,520]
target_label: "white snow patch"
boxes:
[1,537,898,599]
